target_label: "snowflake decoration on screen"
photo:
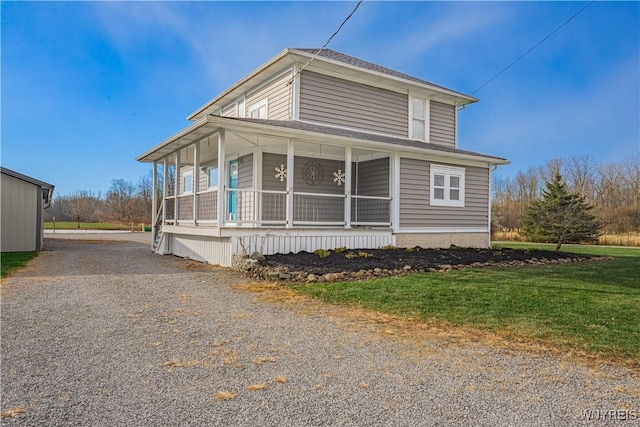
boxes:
[275,164,287,182]
[333,169,346,186]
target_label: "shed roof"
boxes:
[1,167,55,204]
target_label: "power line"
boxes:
[289,0,363,85]
[472,1,594,95]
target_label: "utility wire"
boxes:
[471,1,594,95]
[288,0,363,85]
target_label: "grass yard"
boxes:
[1,252,38,277]
[294,243,640,366]
[44,221,134,230]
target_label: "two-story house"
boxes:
[136,48,508,266]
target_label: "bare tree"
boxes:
[105,179,137,223]
[63,190,99,228]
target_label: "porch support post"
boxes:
[151,161,158,249]
[217,131,226,228]
[193,142,200,226]
[174,150,180,223]
[162,158,168,223]
[286,139,295,228]
[344,147,352,229]
[391,153,400,233]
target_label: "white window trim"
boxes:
[248,99,268,119]
[409,95,430,142]
[182,171,194,194]
[430,164,465,207]
[207,166,219,189]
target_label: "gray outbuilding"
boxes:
[1,167,54,252]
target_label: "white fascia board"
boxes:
[136,117,214,163]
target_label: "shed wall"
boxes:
[1,174,39,252]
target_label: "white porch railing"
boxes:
[225,188,287,226]
[197,189,217,222]
[161,189,391,228]
[351,195,392,226]
[164,196,176,224]
[293,192,345,226]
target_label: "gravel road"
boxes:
[1,233,638,426]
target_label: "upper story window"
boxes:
[182,171,193,194]
[249,99,268,119]
[410,97,428,142]
[430,164,465,207]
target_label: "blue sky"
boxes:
[2,1,638,197]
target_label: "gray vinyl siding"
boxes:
[299,70,408,137]
[399,158,489,228]
[198,166,209,190]
[354,157,389,197]
[262,153,287,192]
[352,157,390,223]
[293,155,344,195]
[262,153,287,222]
[430,101,456,148]
[222,103,237,118]
[238,154,253,188]
[245,71,291,120]
[262,153,345,223]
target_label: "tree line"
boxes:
[44,174,158,226]
[492,155,640,234]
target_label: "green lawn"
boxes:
[294,243,640,365]
[1,252,38,277]
[44,221,134,230]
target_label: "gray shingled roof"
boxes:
[292,48,476,100]
[221,117,507,163]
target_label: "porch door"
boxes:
[228,159,238,220]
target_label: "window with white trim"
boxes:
[249,99,267,119]
[182,171,193,194]
[207,166,218,188]
[410,97,429,142]
[430,164,465,207]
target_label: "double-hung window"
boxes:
[182,171,193,194]
[430,164,465,207]
[411,97,428,142]
[249,99,267,119]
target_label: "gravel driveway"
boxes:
[2,234,638,426]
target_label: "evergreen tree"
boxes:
[522,173,600,251]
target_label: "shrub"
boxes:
[314,249,331,258]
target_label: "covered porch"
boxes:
[139,116,396,259]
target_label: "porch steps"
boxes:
[152,229,164,253]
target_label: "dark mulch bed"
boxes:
[261,246,597,276]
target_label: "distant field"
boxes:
[44,222,135,230]
[493,231,640,247]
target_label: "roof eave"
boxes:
[135,117,213,163]
[288,48,478,105]
[186,48,294,121]
[207,116,507,164]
